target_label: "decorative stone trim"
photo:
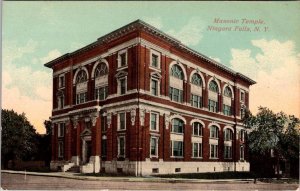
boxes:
[164,114,170,130]
[107,113,112,128]
[130,109,136,126]
[139,109,146,126]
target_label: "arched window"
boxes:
[224,86,232,97]
[190,73,203,108]
[223,86,233,116]
[224,128,233,141]
[191,73,202,86]
[192,122,203,136]
[169,64,184,103]
[171,65,184,80]
[171,118,184,134]
[208,80,219,112]
[76,70,88,84]
[210,125,219,138]
[75,69,88,104]
[94,62,108,100]
[209,80,218,93]
[95,62,108,78]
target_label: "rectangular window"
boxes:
[150,113,158,131]
[208,99,218,112]
[102,139,107,157]
[118,136,125,157]
[240,108,245,118]
[210,144,218,158]
[240,130,245,142]
[191,94,202,108]
[76,92,87,104]
[58,96,64,109]
[120,78,126,95]
[58,123,65,137]
[151,54,158,68]
[224,146,232,159]
[172,141,183,157]
[59,75,65,88]
[169,87,183,103]
[150,137,158,157]
[193,143,202,158]
[223,104,232,116]
[95,86,108,100]
[119,53,126,67]
[151,79,158,96]
[58,141,64,158]
[240,145,244,160]
[240,92,245,102]
[118,112,126,130]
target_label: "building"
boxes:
[44,20,256,176]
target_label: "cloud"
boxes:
[230,49,259,79]
[40,49,62,64]
[2,41,54,134]
[3,39,38,65]
[143,17,163,29]
[230,39,300,117]
[167,18,205,46]
[3,73,51,134]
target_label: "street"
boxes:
[1,173,299,190]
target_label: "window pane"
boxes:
[152,54,158,67]
[151,79,158,96]
[193,143,198,157]
[120,79,126,95]
[119,137,125,156]
[151,113,157,130]
[120,53,126,67]
[173,141,183,156]
[150,138,157,156]
[119,113,125,130]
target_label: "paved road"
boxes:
[1,173,299,190]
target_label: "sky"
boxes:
[2,1,300,134]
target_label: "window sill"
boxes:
[171,132,184,135]
[150,155,159,158]
[209,157,219,159]
[170,156,184,158]
[192,135,203,138]
[191,157,203,159]
[149,66,161,72]
[116,66,128,71]
[209,137,219,140]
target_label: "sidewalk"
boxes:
[1,170,255,184]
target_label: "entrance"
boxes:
[86,140,92,163]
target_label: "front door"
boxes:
[82,137,92,164]
[86,140,92,163]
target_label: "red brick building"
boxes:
[45,20,255,175]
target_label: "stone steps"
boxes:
[67,166,80,173]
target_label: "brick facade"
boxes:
[45,20,255,175]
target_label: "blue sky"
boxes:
[2,1,300,133]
